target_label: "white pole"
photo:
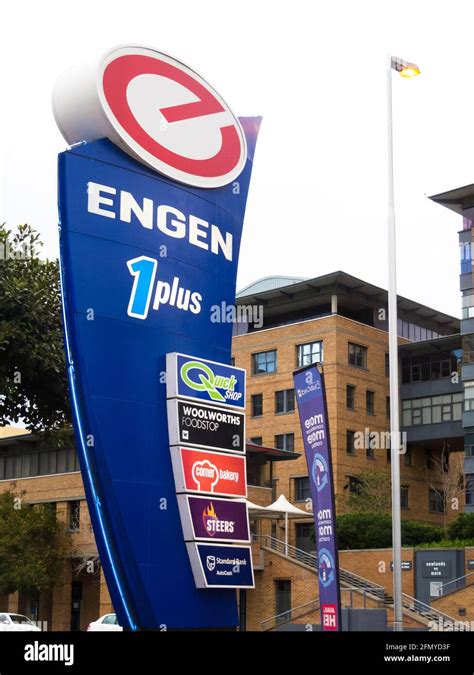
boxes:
[285,512,288,555]
[387,54,403,632]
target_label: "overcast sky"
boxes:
[1,0,473,318]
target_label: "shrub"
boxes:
[336,512,445,550]
[447,513,474,540]
[401,520,443,546]
[336,513,392,549]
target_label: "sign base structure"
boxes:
[58,119,261,630]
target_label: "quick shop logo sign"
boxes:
[168,353,245,409]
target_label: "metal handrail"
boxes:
[440,572,474,596]
[260,598,320,630]
[401,592,467,628]
[256,535,386,600]
[255,535,465,627]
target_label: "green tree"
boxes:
[0,224,70,431]
[0,490,72,595]
[344,470,392,514]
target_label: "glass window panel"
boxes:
[13,455,21,478]
[413,409,422,425]
[402,400,411,409]
[402,410,412,426]
[39,452,49,476]
[4,456,14,479]
[453,403,462,420]
[0,456,4,480]
[409,323,416,340]
[453,392,463,403]
[432,396,443,405]
[422,407,431,424]
[432,406,441,423]
[412,399,422,409]
[21,454,30,478]
[421,397,431,407]
[30,453,39,476]
[442,395,452,404]
[57,449,67,474]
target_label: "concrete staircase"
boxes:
[256,535,466,631]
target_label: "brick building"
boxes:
[233,271,464,554]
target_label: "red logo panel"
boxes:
[178,447,246,497]
[322,604,339,631]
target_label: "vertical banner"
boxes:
[293,362,342,631]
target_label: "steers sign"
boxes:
[53,45,247,188]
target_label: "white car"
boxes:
[0,613,41,631]
[87,613,123,631]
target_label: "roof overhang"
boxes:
[429,184,474,215]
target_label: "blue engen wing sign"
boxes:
[53,45,261,630]
[293,363,342,631]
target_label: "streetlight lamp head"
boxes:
[391,56,421,78]
[400,64,421,78]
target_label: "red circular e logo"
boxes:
[97,46,247,188]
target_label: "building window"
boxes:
[402,393,463,427]
[275,580,291,624]
[398,319,440,342]
[294,476,310,502]
[466,476,474,506]
[462,293,474,320]
[275,433,294,453]
[348,342,367,369]
[246,459,262,487]
[345,475,362,494]
[346,385,355,411]
[366,390,375,416]
[404,446,413,467]
[401,485,409,510]
[465,445,474,458]
[297,341,323,368]
[366,444,375,460]
[425,449,434,470]
[429,489,445,514]
[275,389,295,414]
[0,448,79,481]
[386,396,390,419]
[231,356,235,366]
[295,523,315,553]
[465,382,474,412]
[346,430,356,455]
[68,500,81,531]
[251,393,263,417]
[252,350,277,375]
[385,353,390,377]
[401,351,461,384]
[250,437,262,446]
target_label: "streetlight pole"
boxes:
[387,55,420,633]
